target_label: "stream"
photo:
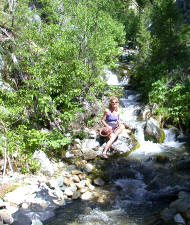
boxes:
[44,67,190,225]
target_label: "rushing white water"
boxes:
[103,68,120,85]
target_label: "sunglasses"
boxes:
[112,101,118,104]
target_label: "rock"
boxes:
[80,187,89,193]
[63,177,73,186]
[54,189,64,200]
[71,170,83,175]
[160,207,176,222]
[81,191,93,200]
[170,191,190,212]
[93,178,105,186]
[82,148,97,160]
[4,185,39,205]
[72,191,81,200]
[0,209,14,224]
[84,163,94,173]
[65,151,75,158]
[57,176,64,187]
[174,213,186,224]
[88,184,95,191]
[88,130,97,139]
[112,130,136,153]
[33,150,55,176]
[31,220,43,225]
[69,184,77,192]
[64,188,73,197]
[81,139,100,149]
[183,209,190,220]
[71,175,80,183]
[76,180,86,189]
[21,203,29,209]
[144,117,165,143]
[48,179,59,189]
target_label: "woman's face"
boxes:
[111,100,118,107]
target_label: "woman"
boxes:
[101,97,124,158]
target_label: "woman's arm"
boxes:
[117,112,121,128]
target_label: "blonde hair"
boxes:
[109,97,119,111]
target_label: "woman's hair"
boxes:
[109,97,119,111]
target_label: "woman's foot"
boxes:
[101,154,108,159]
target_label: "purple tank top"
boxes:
[106,112,119,123]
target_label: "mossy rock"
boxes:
[158,129,165,143]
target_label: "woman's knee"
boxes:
[109,133,116,140]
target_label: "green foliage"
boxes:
[0,0,128,173]
[133,0,190,130]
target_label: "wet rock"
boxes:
[54,189,64,200]
[177,134,190,143]
[170,191,190,212]
[144,117,165,143]
[183,209,190,220]
[93,178,105,186]
[81,191,93,200]
[31,220,43,225]
[160,207,177,223]
[174,213,186,224]
[175,158,190,170]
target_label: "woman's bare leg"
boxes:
[102,125,124,156]
[102,133,117,155]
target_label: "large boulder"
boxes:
[112,129,138,154]
[144,117,165,143]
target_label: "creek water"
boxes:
[44,69,190,225]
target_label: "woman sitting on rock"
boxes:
[100,96,124,158]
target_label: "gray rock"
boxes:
[144,117,164,143]
[33,150,55,176]
[93,178,105,186]
[112,130,136,153]
[82,148,97,160]
[174,213,186,224]
[81,139,100,149]
[0,209,14,224]
[31,220,43,225]
[84,163,94,173]
[72,191,81,200]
